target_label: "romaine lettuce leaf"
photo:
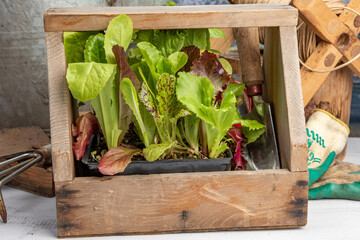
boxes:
[84,33,106,63]
[155,30,185,57]
[66,62,117,102]
[176,72,238,158]
[64,31,97,63]
[104,14,133,64]
[121,78,155,147]
[183,29,210,50]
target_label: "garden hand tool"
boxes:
[306,110,360,200]
[234,27,280,170]
[0,144,52,223]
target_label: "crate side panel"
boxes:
[45,32,75,182]
[279,26,307,171]
[44,5,298,32]
[56,170,308,237]
[263,27,307,172]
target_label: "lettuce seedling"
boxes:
[176,72,265,159]
[66,14,134,149]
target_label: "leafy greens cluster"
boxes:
[65,14,264,175]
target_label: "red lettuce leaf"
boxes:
[98,146,141,175]
[72,112,101,160]
[190,50,234,98]
[227,126,247,170]
[113,45,140,90]
[180,45,200,72]
[112,45,141,143]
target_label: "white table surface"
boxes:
[1,138,360,240]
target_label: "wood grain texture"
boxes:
[56,170,308,237]
[210,28,235,54]
[300,43,343,106]
[234,27,264,86]
[45,32,75,183]
[0,126,50,158]
[44,5,298,32]
[293,0,360,106]
[299,0,360,106]
[264,27,307,172]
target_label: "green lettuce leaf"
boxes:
[66,62,117,102]
[163,1,177,6]
[182,114,200,155]
[121,78,155,147]
[165,51,188,75]
[64,31,97,63]
[133,30,155,44]
[156,30,185,57]
[177,72,238,158]
[240,119,265,144]
[209,28,226,39]
[84,33,106,63]
[104,14,133,64]
[90,69,121,149]
[143,141,176,162]
[183,29,210,50]
[219,58,232,75]
[137,42,162,92]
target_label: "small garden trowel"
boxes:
[234,27,280,170]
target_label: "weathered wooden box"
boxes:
[44,5,308,238]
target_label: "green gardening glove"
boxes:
[308,151,336,186]
[309,181,360,200]
[306,109,353,199]
[309,161,360,200]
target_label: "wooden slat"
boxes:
[44,5,298,32]
[294,0,360,106]
[300,43,343,106]
[56,170,308,237]
[263,27,307,172]
[0,126,50,158]
[278,26,307,171]
[45,32,75,183]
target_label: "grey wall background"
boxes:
[0,0,168,130]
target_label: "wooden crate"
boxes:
[44,5,308,238]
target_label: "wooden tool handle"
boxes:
[234,27,264,92]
